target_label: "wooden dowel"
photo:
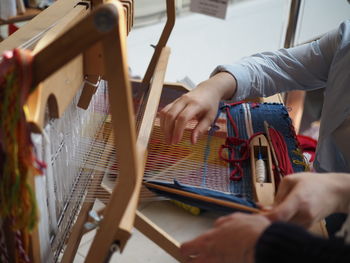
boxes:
[143,182,260,214]
[84,1,142,261]
[142,0,175,86]
[135,211,185,263]
[137,47,170,159]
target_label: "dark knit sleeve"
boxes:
[255,222,350,263]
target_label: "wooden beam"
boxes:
[0,0,82,53]
[143,182,260,214]
[137,47,171,158]
[142,0,175,86]
[135,211,185,263]
[84,1,143,261]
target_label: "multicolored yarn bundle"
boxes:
[0,49,44,262]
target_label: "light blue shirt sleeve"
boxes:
[211,20,350,174]
[211,27,340,101]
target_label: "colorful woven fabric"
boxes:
[0,49,43,262]
[223,102,306,200]
[145,96,305,212]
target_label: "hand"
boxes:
[265,172,350,227]
[160,72,236,144]
[180,213,270,263]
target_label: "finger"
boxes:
[288,212,314,228]
[181,229,217,259]
[160,101,175,133]
[192,114,215,144]
[163,100,188,144]
[181,239,203,259]
[273,177,296,205]
[213,212,243,227]
[214,215,232,227]
[260,206,273,215]
[213,212,254,229]
[172,104,202,144]
[266,192,300,222]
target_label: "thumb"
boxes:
[264,176,297,221]
[265,193,300,222]
[273,177,297,205]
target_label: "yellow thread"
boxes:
[293,159,310,171]
[170,200,201,216]
[23,105,30,119]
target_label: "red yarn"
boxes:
[268,127,294,176]
[297,134,317,162]
[8,24,19,35]
[219,137,249,181]
[219,105,262,181]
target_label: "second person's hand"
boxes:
[160,72,237,145]
[265,172,350,227]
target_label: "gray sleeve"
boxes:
[211,26,341,101]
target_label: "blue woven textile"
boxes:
[225,102,305,201]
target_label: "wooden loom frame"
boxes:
[0,0,188,262]
[61,0,188,262]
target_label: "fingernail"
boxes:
[262,205,273,211]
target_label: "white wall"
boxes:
[294,0,350,45]
[127,0,290,84]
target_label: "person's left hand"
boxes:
[180,213,271,263]
[264,172,350,227]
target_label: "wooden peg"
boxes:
[77,75,101,109]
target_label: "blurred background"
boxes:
[127,0,349,85]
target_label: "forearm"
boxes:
[255,222,350,263]
[212,45,328,101]
[211,27,340,101]
[197,71,237,101]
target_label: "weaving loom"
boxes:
[143,98,307,213]
[0,0,192,262]
[0,0,328,262]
